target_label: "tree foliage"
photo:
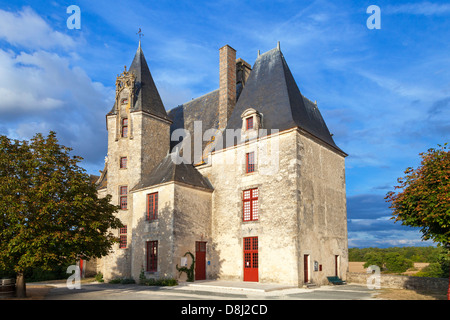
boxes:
[0,132,122,295]
[385,143,450,245]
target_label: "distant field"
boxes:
[349,262,429,275]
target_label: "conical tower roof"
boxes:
[223,46,345,155]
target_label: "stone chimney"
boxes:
[218,45,236,131]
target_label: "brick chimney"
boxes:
[218,45,236,131]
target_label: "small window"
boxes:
[119,186,128,210]
[246,117,253,130]
[146,241,158,272]
[121,118,128,138]
[147,192,158,221]
[243,188,259,221]
[246,152,255,173]
[120,157,127,169]
[121,98,128,104]
[119,226,127,249]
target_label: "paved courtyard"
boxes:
[37,280,380,300]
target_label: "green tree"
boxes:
[363,251,385,270]
[384,252,413,273]
[385,143,450,298]
[0,132,122,297]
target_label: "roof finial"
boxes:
[257,50,260,57]
[137,28,144,48]
[277,41,280,51]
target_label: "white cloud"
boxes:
[0,7,112,168]
[0,7,76,50]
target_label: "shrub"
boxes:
[140,277,178,286]
[95,272,104,283]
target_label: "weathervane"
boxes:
[137,28,144,41]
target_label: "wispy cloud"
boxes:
[386,2,450,16]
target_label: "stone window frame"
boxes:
[240,108,262,142]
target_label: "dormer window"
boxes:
[241,108,262,142]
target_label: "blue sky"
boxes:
[0,0,448,248]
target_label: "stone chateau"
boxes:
[93,41,348,286]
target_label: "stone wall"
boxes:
[199,129,300,285]
[296,130,348,286]
[197,128,347,286]
[98,111,171,281]
[347,272,448,292]
[129,181,212,281]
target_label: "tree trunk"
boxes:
[15,272,26,298]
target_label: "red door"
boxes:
[304,254,310,283]
[243,237,258,282]
[195,242,206,280]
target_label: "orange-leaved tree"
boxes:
[385,143,449,299]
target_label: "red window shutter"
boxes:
[246,117,253,130]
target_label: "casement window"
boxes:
[121,118,128,138]
[146,192,158,221]
[120,157,127,169]
[146,241,158,272]
[243,188,259,221]
[119,186,128,210]
[119,226,127,249]
[246,117,253,130]
[246,152,255,173]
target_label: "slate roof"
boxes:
[168,46,345,156]
[222,47,345,154]
[167,90,220,159]
[131,154,214,192]
[109,42,171,122]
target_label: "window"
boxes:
[119,226,127,249]
[146,241,158,272]
[243,188,259,221]
[246,117,253,130]
[147,192,158,221]
[246,152,255,173]
[119,186,128,210]
[120,157,127,169]
[121,118,128,138]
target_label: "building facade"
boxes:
[95,41,348,286]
